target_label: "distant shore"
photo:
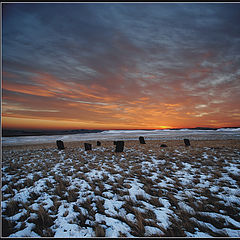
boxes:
[2,129,104,137]
[3,127,240,137]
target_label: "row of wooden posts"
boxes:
[56,136,191,152]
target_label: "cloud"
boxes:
[2,3,240,129]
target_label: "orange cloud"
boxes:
[2,69,239,130]
[3,81,55,97]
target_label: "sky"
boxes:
[2,2,240,130]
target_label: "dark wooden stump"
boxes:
[56,140,65,150]
[160,144,168,147]
[84,143,92,151]
[113,141,117,145]
[139,136,146,144]
[97,141,101,146]
[184,139,191,146]
[115,141,124,152]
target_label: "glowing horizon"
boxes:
[2,3,240,130]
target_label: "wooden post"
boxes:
[97,141,101,146]
[84,143,92,151]
[139,136,146,144]
[160,144,168,147]
[184,139,191,146]
[56,140,65,150]
[115,141,124,152]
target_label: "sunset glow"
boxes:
[2,3,240,130]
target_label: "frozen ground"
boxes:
[2,128,240,146]
[2,133,240,237]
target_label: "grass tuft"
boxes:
[30,205,54,237]
[67,189,79,202]
[4,200,21,217]
[95,198,105,214]
[2,218,17,237]
[94,224,106,237]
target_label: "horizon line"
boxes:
[3,126,240,131]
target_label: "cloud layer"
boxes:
[2,3,240,129]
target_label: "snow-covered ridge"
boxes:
[102,130,161,134]
[2,128,240,146]
[103,128,240,134]
[217,128,240,131]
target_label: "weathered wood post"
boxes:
[56,140,65,150]
[115,141,124,152]
[113,141,117,145]
[97,141,101,146]
[160,144,168,147]
[139,136,146,144]
[184,139,191,146]
[84,143,92,151]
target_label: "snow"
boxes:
[217,128,240,131]
[103,130,159,134]
[2,132,240,237]
[10,209,28,221]
[145,226,164,236]
[3,128,240,146]
[186,230,213,238]
[178,202,195,214]
[127,180,145,201]
[104,217,132,237]
[104,199,124,215]
[154,208,172,229]
[9,223,40,238]
[13,188,31,203]
[54,224,92,238]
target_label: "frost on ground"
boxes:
[2,139,240,237]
